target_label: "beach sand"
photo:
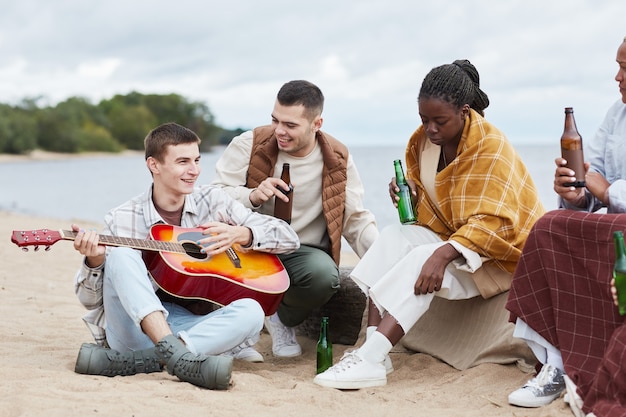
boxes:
[0,211,574,417]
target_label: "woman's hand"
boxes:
[414,243,460,295]
[388,177,417,208]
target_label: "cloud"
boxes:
[77,58,121,78]
[0,0,624,146]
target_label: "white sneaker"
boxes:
[508,364,566,407]
[313,350,387,389]
[222,346,264,363]
[264,313,302,357]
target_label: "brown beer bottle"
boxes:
[273,163,293,224]
[560,107,586,187]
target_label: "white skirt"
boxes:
[351,223,481,333]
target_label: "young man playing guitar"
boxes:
[70,122,299,389]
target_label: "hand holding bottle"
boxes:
[388,177,417,207]
[391,160,417,225]
[611,278,619,307]
[250,177,293,206]
[612,231,626,316]
[554,157,589,207]
[554,158,612,206]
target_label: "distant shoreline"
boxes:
[0,149,144,163]
[0,146,232,163]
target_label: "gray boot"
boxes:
[74,343,163,376]
[155,334,232,390]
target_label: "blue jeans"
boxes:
[102,247,264,355]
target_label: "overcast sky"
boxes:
[1,0,625,147]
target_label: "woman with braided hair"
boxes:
[314,59,544,390]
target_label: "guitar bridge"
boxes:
[226,248,242,268]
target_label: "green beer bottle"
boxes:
[316,316,332,374]
[613,231,626,316]
[393,159,416,224]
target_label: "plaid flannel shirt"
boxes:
[74,184,299,346]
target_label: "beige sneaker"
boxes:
[264,313,302,357]
[223,346,264,363]
[508,364,565,407]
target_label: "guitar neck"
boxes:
[59,230,186,254]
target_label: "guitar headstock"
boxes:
[11,229,62,251]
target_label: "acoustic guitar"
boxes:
[11,224,289,315]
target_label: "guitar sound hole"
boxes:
[182,242,208,260]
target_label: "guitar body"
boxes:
[11,224,289,316]
[144,224,289,315]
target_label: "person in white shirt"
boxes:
[507,37,626,413]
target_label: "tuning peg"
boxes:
[45,246,51,251]
[34,246,40,252]
[21,247,28,252]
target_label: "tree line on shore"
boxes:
[0,91,245,155]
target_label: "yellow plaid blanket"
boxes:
[406,109,545,275]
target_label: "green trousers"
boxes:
[276,245,339,327]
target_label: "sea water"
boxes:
[0,143,558,229]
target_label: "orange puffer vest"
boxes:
[245,125,348,265]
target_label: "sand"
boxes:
[0,211,575,417]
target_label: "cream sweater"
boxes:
[211,130,379,258]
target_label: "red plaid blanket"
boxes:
[506,209,626,416]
